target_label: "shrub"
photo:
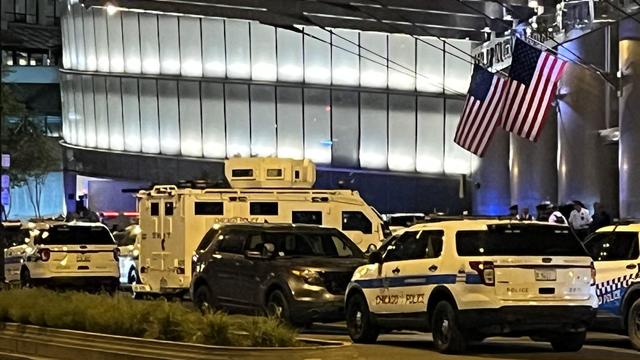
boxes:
[0,289,299,347]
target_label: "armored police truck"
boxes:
[133,157,386,297]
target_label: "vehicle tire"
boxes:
[20,268,32,288]
[550,331,586,352]
[345,293,379,344]
[431,301,467,354]
[193,285,214,314]
[266,290,292,324]
[627,298,640,350]
[127,267,139,285]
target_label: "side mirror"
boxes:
[366,243,378,254]
[245,250,264,259]
[368,250,383,265]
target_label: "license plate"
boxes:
[535,268,557,281]
[76,254,91,262]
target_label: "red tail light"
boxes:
[590,262,597,286]
[469,261,495,286]
[38,248,51,262]
[113,248,121,262]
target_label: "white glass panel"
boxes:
[72,76,85,146]
[65,75,77,144]
[140,13,160,74]
[444,39,473,95]
[93,76,110,149]
[225,19,251,79]
[250,22,276,81]
[360,32,387,88]
[72,5,85,70]
[179,17,202,77]
[60,75,70,141]
[139,79,160,154]
[332,29,359,86]
[416,37,444,94]
[82,75,97,147]
[82,8,97,71]
[106,11,124,72]
[178,81,203,157]
[225,84,251,157]
[106,77,124,150]
[61,8,70,68]
[388,34,415,91]
[444,99,471,174]
[250,85,276,157]
[388,95,416,172]
[331,91,359,167]
[158,15,180,75]
[277,29,303,82]
[276,87,303,159]
[303,89,331,164]
[201,82,226,158]
[158,80,180,155]
[201,18,226,78]
[93,8,110,72]
[67,4,77,69]
[304,27,331,85]
[360,92,387,169]
[416,97,444,173]
[122,78,141,152]
[122,12,141,74]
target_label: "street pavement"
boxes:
[300,323,640,360]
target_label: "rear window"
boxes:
[456,225,587,257]
[36,226,115,246]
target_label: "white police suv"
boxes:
[4,222,120,291]
[345,220,598,353]
[583,224,640,350]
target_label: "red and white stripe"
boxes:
[501,52,567,141]
[454,76,507,157]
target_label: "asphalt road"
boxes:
[300,324,640,360]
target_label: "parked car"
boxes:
[4,222,120,292]
[345,220,598,353]
[113,224,141,285]
[190,223,367,326]
[583,224,640,350]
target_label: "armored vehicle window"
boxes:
[165,202,174,216]
[150,202,159,216]
[232,169,253,178]
[342,211,372,234]
[195,202,224,215]
[292,211,323,225]
[250,202,278,216]
[584,232,640,261]
[266,168,283,178]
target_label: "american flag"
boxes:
[501,38,568,141]
[454,64,507,157]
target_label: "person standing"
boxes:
[517,207,534,221]
[590,202,612,232]
[568,200,592,240]
[509,205,519,219]
[548,205,567,225]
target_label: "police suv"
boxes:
[345,220,598,353]
[583,224,640,350]
[4,222,120,291]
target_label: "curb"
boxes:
[0,323,355,360]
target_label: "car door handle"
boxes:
[627,264,637,270]
[392,267,400,275]
[428,265,438,272]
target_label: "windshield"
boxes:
[263,231,364,258]
[36,226,115,246]
[456,225,588,257]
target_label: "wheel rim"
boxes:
[435,313,451,346]
[634,311,640,334]
[196,291,211,313]
[268,298,284,319]
[348,304,364,335]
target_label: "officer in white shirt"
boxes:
[568,200,592,240]
[548,205,567,225]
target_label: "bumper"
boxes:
[31,276,120,289]
[289,298,345,324]
[457,306,597,336]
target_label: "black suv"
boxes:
[190,223,367,325]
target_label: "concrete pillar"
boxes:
[619,18,640,218]
[510,111,558,215]
[557,28,618,214]
[472,130,510,216]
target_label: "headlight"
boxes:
[291,269,324,286]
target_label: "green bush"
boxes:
[0,289,299,347]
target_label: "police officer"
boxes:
[568,200,591,240]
